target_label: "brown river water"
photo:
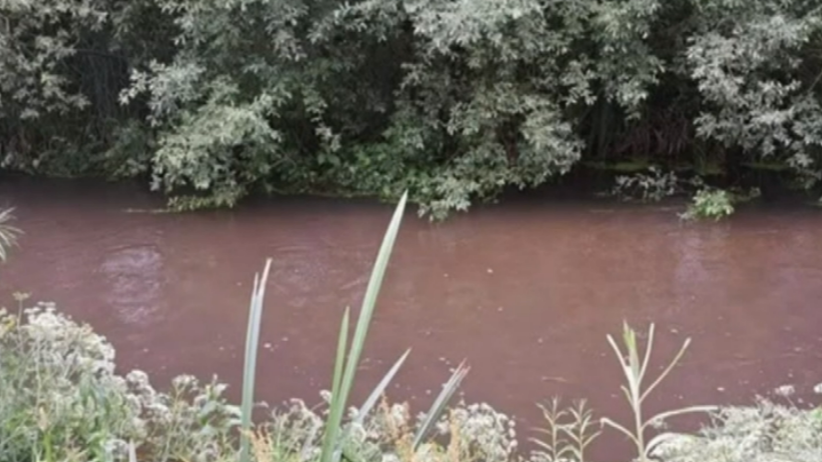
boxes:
[0,177,821,461]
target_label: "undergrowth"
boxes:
[2,299,820,462]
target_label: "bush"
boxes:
[0,299,524,462]
[3,0,821,218]
[1,300,821,462]
[0,302,240,462]
[610,167,680,202]
[651,398,822,462]
[681,188,736,221]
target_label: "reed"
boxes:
[239,191,468,462]
[600,322,717,462]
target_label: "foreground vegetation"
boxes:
[4,302,822,462]
[2,0,821,219]
[0,200,821,462]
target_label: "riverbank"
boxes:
[2,162,820,219]
[1,273,820,462]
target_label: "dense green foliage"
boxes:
[2,0,821,217]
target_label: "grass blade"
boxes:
[240,258,273,462]
[638,323,655,385]
[640,338,691,403]
[128,441,138,462]
[0,207,22,263]
[320,307,351,462]
[354,348,411,426]
[643,406,718,432]
[338,191,408,398]
[413,360,470,449]
[600,417,639,444]
[333,308,352,404]
[320,191,408,462]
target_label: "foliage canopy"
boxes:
[2,0,821,217]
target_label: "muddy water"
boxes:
[1,178,821,461]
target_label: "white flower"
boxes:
[774,384,795,397]
[172,374,197,389]
[127,370,151,389]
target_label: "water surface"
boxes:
[1,178,820,461]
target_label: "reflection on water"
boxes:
[99,245,164,327]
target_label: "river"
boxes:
[0,177,820,461]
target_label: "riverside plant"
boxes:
[680,188,734,221]
[530,398,601,462]
[0,303,241,462]
[611,167,679,202]
[5,303,820,462]
[238,190,469,462]
[601,322,717,462]
[0,193,480,462]
[0,299,511,462]
[649,395,822,462]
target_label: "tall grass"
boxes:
[531,398,600,462]
[238,191,467,462]
[601,322,717,462]
[240,258,273,462]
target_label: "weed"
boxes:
[680,188,735,221]
[611,167,679,202]
[651,397,822,462]
[531,398,600,462]
[601,322,717,462]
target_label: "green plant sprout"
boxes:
[532,397,601,462]
[601,322,717,462]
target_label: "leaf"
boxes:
[353,348,411,426]
[320,191,408,462]
[413,360,470,449]
[239,258,273,462]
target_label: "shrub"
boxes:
[651,397,822,462]
[5,0,820,218]
[0,303,240,462]
[252,398,519,462]
[0,299,517,462]
[611,167,680,202]
[681,188,735,221]
[2,299,821,462]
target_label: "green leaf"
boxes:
[319,191,409,462]
[353,348,412,426]
[239,258,273,462]
[413,360,470,449]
